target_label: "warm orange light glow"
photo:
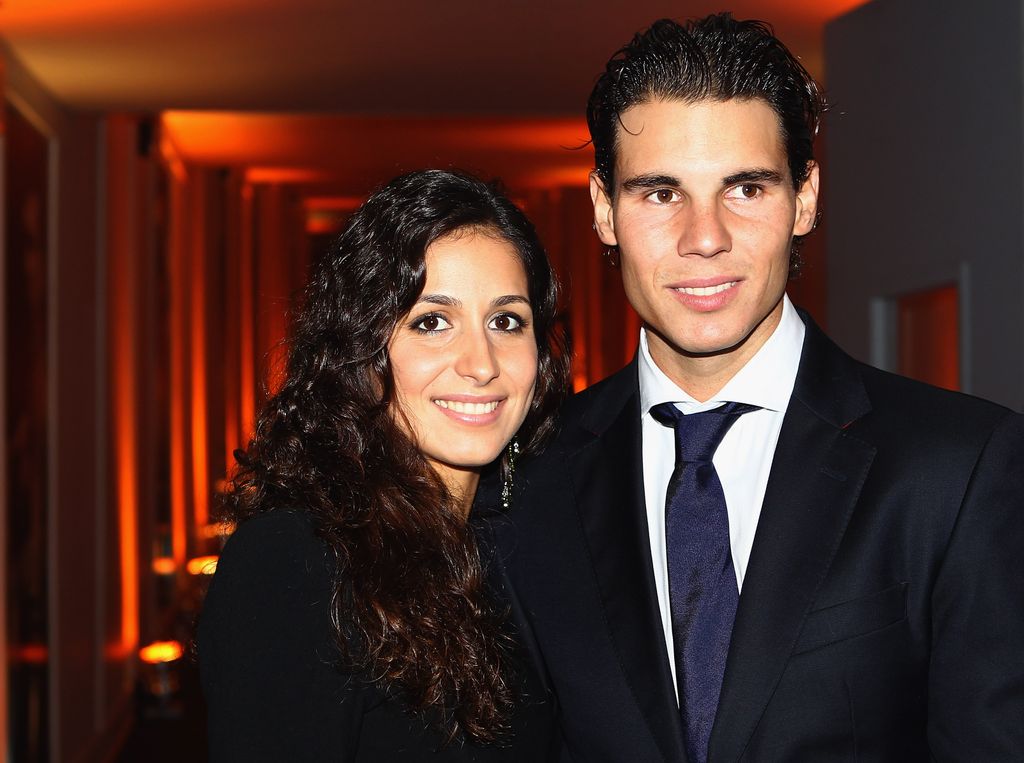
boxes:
[2,1,255,32]
[167,171,189,569]
[239,184,256,442]
[306,211,343,235]
[139,640,185,664]
[245,167,329,185]
[0,76,5,732]
[152,557,177,575]
[159,132,187,182]
[115,397,138,650]
[255,184,291,396]
[898,285,959,392]
[221,174,245,475]
[190,176,210,530]
[108,116,140,654]
[159,112,598,193]
[304,196,362,235]
[0,1,867,36]
[572,370,589,394]
[519,165,591,189]
[187,555,219,576]
[303,196,363,212]
[9,644,48,664]
[103,641,133,660]
[161,112,589,167]
[199,521,235,539]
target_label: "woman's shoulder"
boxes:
[200,514,373,759]
[200,509,336,649]
[221,508,326,565]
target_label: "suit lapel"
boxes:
[709,316,877,763]
[567,363,688,763]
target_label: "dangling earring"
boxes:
[501,437,520,511]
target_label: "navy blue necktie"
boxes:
[650,401,758,763]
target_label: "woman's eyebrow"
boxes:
[493,295,531,308]
[416,294,460,306]
[415,294,531,307]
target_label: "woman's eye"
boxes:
[411,314,451,333]
[489,313,524,332]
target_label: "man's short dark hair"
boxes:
[587,13,825,194]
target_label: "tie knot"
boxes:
[650,401,758,463]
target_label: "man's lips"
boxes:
[670,280,738,296]
[664,278,742,311]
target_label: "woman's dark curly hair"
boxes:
[225,169,569,743]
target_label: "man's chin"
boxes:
[649,325,752,361]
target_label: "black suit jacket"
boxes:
[493,316,1024,762]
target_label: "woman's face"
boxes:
[389,228,538,498]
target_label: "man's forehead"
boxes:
[612,97,789,179]
[615,94,782,128]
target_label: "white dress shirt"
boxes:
[638,295,805,693]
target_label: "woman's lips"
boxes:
[432,397,505,424]
[433,399,499,414]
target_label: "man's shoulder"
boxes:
[842,358,1020,462]
[557,362,638,430]
[857,361,1012,425]
[514,363,636,486]
[799,314,1016,443]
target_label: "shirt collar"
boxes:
[638,294,805,416]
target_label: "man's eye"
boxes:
[411,314,451,333]
[649,189,679,204]
[728,184,763,200]
[489,313,525,332]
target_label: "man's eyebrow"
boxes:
[619,169,785,193]
[722,168,785,186]
[620,173,680,193]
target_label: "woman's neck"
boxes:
[430,461,480,520]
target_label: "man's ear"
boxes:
[590,172,618,246]
[793,161,820,236]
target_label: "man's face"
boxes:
[591,97,818,384]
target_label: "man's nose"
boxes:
[677,200,731,258]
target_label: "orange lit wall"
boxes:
[164,151,189,570]
[0,53,9,758]
[254,184,291,395]
[106,115,140,655]
[189,174,210,530]
[221,172,242,484]
[898,285,959,392]
[238,183,256,443]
